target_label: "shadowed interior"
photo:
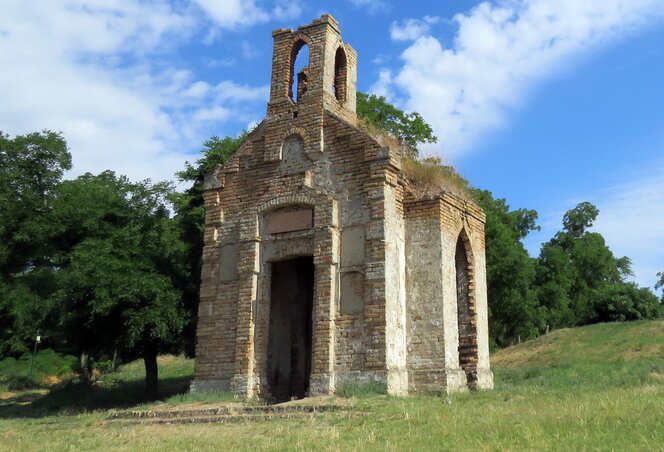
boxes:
[267,256,314,401]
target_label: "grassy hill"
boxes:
[491,320,664,394]
[493,320,663,367]
[0,320,662,451]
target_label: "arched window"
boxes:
[289,40,310,103]
[334,47,347,103]
[455,229,479,386]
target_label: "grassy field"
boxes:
[1,320,663,451]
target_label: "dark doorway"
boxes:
[267,256,314,401]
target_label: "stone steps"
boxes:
[109,412,319,426]
[105,404,348,426]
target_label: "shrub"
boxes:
[589,283,661,323]
[3,375,43,391]
[0,348,77,383]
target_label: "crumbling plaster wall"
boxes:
[404,199,466,393]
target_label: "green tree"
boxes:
[535,202,658,327]
[472,189,543,346]
[535,243,574,328]
[0,130,71,278]
[356,92,437,157]
[0,131,71,357]
[170,134,245,355]
[49,171,186,397]
[562,201,599,238]
[656,272,664,303]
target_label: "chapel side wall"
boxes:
[440,194,493,390]
[404,199,466,393]
[472,228,493,389]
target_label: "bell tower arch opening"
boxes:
[334,46,348,103]
[289,40,310,103]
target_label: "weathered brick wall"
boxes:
[192,108,397,395]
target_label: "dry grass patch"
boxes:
[401,157,472,201]
[357,117,473,202]
[356,117,403,152]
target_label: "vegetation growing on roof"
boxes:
[356,92,436,159]
[401,156,473,201]
[356,92,473,199]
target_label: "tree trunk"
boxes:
[79,351,93,383]
[143,344,159,400]
[111,346,119,372]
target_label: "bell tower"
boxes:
[267,14,357,125]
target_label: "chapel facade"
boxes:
[191,15,493,400]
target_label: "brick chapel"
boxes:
[192,15,493,400]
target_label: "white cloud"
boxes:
[205,57,237,67]
[192,0,269,28]
[273,0,303,20]
[241,41,260,59]
[0,0,269,183]
[371,54,390,65]
[369,69,395,98]
[380,0,664,158]
[390,16,440,41]
[192,106,232,122]
[193,0,302,28]
[346,0,388,14]
[215,81,269,102]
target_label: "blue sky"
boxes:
[1,0,663,289]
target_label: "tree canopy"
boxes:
[656,272,664,304]
[0,130,71,277]
[356,92,437,157]
[48,172,186,396]
[0,132,188,397]
[536,202,660,328]
[472,189,544,346]
[0,131,72,357]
